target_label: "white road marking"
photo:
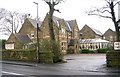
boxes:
[2,71,23,75]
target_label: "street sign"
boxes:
[114,42,120,50]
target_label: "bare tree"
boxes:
[43,0,63,40]
[43,0,64,63]
[87,0,120,41]
[0,8,27,35]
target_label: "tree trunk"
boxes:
[114,23,120,41]
[48,4,55,41]
[110,2,120,41]
[44,1,64,63]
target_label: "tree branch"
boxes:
[54,0,63,5]
[89,9,111,15]
[54,9,61,13]
[99,9,111,14]
[88,13,112,19]
[105,0,111,5]
[44,0,51,6]
[89,5,110,13]
[114,1,120,7]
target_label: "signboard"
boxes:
[114,42,120,50]
[5,43,14,49]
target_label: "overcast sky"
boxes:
[0,0,117,39]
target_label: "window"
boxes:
[61,42,66,50]
[74,31,77,38]
[110,35,113,41]
[103,36,105,39]
[62,42,64,46]
[31,31,34,39]
[61,28,65,34]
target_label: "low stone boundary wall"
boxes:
[106,51,120,67]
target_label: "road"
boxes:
[1,54,120,77]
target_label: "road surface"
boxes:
[1,54,120,77]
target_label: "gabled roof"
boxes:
[81,25,103,36]
[28,18,42,28]
[45,13,78,32]
[65,21,72,32]
[65,20,77,32]
[41,13,79,33]
[53,16,61,27]
[16,34,32,44]
[6,33,32,44]
[91,27,103,36]
[103,28,115,35]
[41,13,61,28]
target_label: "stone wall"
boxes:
[106,51,120,67]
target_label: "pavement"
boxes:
[1,54,120,74]
[2,60,36,66]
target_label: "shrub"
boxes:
[40,40,64,63]
[0,40,6,49]
[39,51,54,63]
[2,49,36,62]
[50,40,64,63]
[97,48,108,53]
[81,49,95,54]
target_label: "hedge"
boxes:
[1,49,56,63]
[1,40,64,63]
[81,49,95,54]
[106,51,120,67]
[2,49,37,62]
[97,48,108,53]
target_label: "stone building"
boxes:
[5,13,80,54]
[79,25,108,51]
[5,33,32,49]
[103,29,116,45]
[5,18,42,50]
[79,25,103,39]
[19,18,42,42]
[40,13,68,53]
[66,20,80,53]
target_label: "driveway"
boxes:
[63,54,106,71]
[63,54,120,73]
